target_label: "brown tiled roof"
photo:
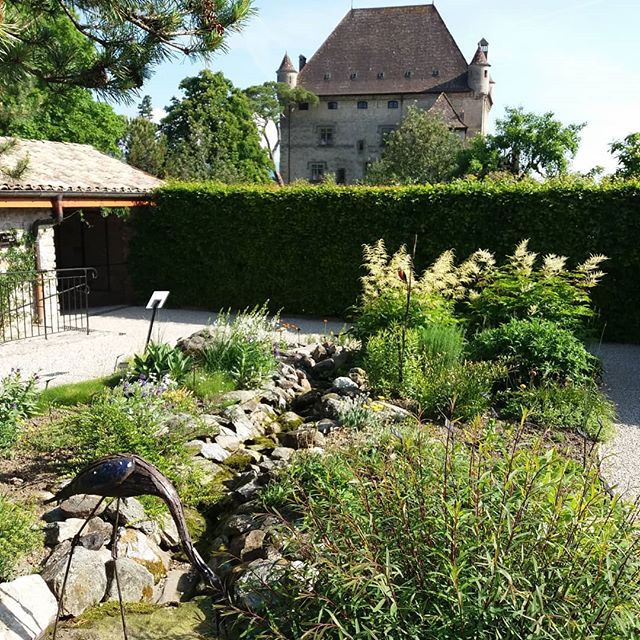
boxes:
[0,138,162,194]
[277,53,296,73]
[428,93,467,129]
[470,46,489,66]
[297,5,471,96]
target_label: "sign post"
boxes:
[145,290,169,349]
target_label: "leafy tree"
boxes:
[610,133,640,179]
[161,70,271,183]
[0,0,255,98]
[0,83,127,156]
[464,107,584,179]
[244,81,318,185]
[365,106,463,185]
[123,97,167,177]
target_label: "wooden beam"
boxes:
[0,198,154,209]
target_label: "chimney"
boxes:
[299,55,307,70]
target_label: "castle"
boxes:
[277,4,493,184]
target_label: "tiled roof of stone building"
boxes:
[428,93,467,130]
[297,5,471,96]
[0,138,162,194]
[277,53,296,73]
[470,46,489,66]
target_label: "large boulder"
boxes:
[42,546,110,617]
[116,529,171,582]
[104,558,154,603]
[0,575,57,640]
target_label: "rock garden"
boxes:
[1,240,638,640]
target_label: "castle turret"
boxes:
[277,53,298,87]
[468,40,491,96]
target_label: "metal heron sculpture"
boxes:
[46,453,223,639]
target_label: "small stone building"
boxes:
[278,4,494,184]
[0,138,161,335]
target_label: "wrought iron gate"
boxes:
[0,268,97,343]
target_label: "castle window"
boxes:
[387,100,399,109]
[379,125,397,146]
[357,101,368,110]
[328,101,338,110]
[318,126,334,147]
[324,73,331,80]
[298,102,309,110]
[484,69,489,78]
[309,162,326,183]
[356,139,365,153]
[336,168,346,185]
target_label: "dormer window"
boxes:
[404,70,413,78]
[432,68,439,77]
[350,72,358,80]
[377,72,385,79]
[324,73,331,80]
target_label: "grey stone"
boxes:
[235,478,262,503]
[185,439,205,455]
[42,546,110,617]
[241,530,267,562]
[104,497,146,526]
[318,393,347,420]
[221,389,263,405]
[190,458,224,484]
[234,559,289,611]
[0,575,57,640]
[41,506,65,523]
[349,367,367,387]
[376,401,414,423]
[278,428,326,450]
[271,447,295,461]
[200,442,231,462]
[224,405,259,441]
[59,494,106,519]
[116,529,171,581]
[156,568,197,605]
[279,411,304,430]
[332,376,359,393]
[258,458,278,474]
[159,513,180,549]
[292,390,322,412]
[105,558,154,603]
[43,518,84,546]
[215,434,241,451]
[316,418,339,435]
[311,358,335,379]
[224,514,258,537]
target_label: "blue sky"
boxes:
[115,0,640,174]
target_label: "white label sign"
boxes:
[146,290,170,310]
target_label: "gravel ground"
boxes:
[597,342,640,500]
[0,306,349,388]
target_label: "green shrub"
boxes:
[247,425,640,639]
[363,327,502,420]
[128,341,192,384]
[499,381,615,441]
[199,306,277,389]
[466,240,605,338]
[470,318,599,384]
[0,370,38,453]
[416,322,466,368]
[0,494,42,580]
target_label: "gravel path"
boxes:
[597,342,640,500]
[0,306,348,388]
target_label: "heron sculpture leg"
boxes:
[110,497,129,640]
[51,496,106,640]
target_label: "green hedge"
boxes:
[129,181,640,342]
